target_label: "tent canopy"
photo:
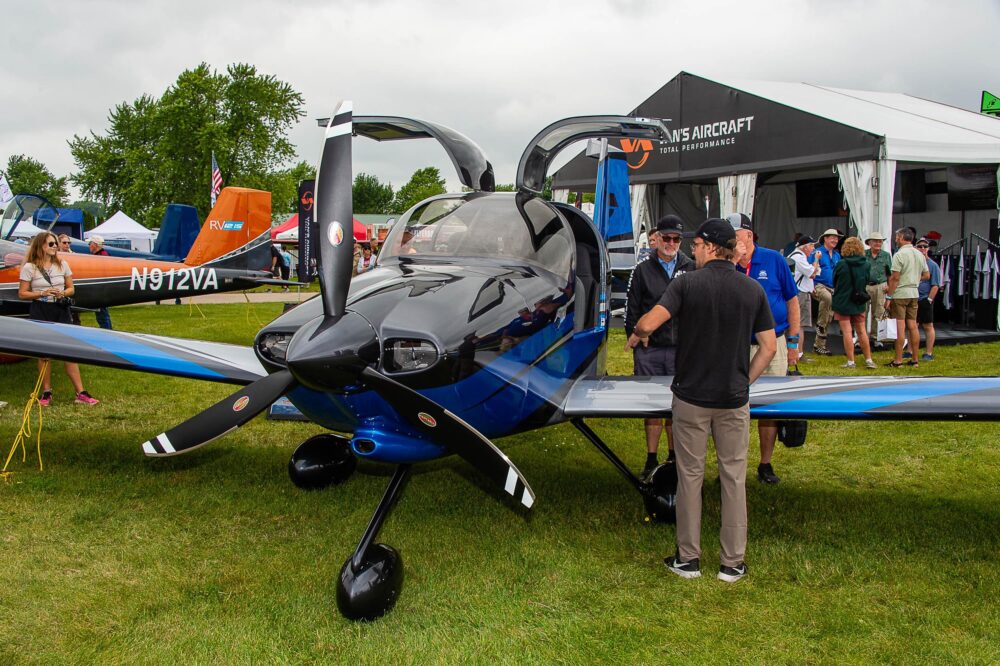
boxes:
[275,218,367,244]
[86,211,157,240]
[271,214,298,240]
[552,72,1000,189]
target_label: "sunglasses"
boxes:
[916,245,929,249]
[660,235,682,243]
[46,241,57,247]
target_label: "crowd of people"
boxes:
[624,212,941,584]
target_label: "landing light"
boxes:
[258,332,292,364]
[384,339,438,373]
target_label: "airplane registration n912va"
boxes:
[2,104,1000,621]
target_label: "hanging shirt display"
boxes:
[957,253,965,297]
[993,252,1000,300]
[973,245,982,299]
[983,249,993,299]
[941,255,952,310]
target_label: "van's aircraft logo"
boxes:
[620,138,653,169]
[129,267,219,291]
[329,221,344,246]
[208,220,244,231]
[301,190,314,211]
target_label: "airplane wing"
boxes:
[0,318,266,385]
[563,375,1000,421]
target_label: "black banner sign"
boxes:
[297,179,317,283]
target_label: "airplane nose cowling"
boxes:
[286,311,380,391]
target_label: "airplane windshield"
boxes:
[381,193,573,278]
[0,239,27,269]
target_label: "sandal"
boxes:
[886,360,906,368]
[907,360,919,367]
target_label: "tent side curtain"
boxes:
[630,184,650,240]
[718,173,758,219]
[835,160,896,243]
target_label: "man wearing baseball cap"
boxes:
[864,231,892,349]
[624,214,695,479]
[87,235,113,329]
[730,213,800,485]
[628,218,776,584]
[811,228,843,355]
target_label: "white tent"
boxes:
[85,211,158,252]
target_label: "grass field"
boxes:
[1,302,999,664]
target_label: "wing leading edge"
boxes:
[0,318,265,385]
[564,375,1000,421]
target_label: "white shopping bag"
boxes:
[878,317,897,341]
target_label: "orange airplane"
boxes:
[0,187,289,315]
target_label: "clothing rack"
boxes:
[932,234,1000,328]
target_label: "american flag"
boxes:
[210,152,222,208]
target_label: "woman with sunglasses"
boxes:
[17,233,100,406]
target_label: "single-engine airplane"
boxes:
[0,187,288,316]
[3,104,1000,621]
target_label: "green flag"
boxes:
[982,90,1000,115]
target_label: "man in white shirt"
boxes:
[787,235,819,333]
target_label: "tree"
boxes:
[70,63,305,226]
[4,154,69,206]
[258,161,316,215]
[353,173,394,214]
[392,167,446,213]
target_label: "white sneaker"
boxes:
[842,361,856,368]
[864,358,877,369]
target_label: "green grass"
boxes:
[1,304,999,664]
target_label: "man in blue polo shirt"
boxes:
[812,228,843,355]
[729,213,800,484]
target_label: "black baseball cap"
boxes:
[655,215,684,234]
[796,235,816,247]
[726,213,753,231]
[695,218,736,246]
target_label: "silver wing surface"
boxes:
[0,318,265,385]
[564,375,1000,421]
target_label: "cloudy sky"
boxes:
[2,0,998,201]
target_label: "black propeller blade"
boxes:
[316,100,356,319]
[360,367,535,509]
[141,370,296,457]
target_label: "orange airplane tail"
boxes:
[184,187,272,271]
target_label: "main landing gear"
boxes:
[570,418,677,524]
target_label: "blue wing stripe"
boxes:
[67,325,225,380]
[754,378,1000,416]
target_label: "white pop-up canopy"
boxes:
[85,211,158,252]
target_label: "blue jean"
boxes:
[96,307,112,330]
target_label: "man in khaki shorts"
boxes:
[731,213,800,485]
[885,227,929,367]
[864,232,892,349]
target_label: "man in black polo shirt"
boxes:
[624,214,695,478]
[627,218,776,583]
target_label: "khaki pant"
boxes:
[812,284,833,349]
[797,291,812,328]
[866,282,887,341]
[672,396,750,567]
[751,333,788,376]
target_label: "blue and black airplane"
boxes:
[2,103,1000,620]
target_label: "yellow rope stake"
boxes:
[186,297,207,319]
[243,291,265,327]
[2,360,48,481]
